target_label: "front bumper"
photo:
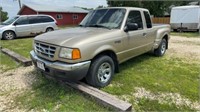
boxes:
[30,50,91,81]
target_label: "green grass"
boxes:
[102,54,199,111]
[15,71,110,111]
[0,38,33,58]
[135,98,194,111]
[170,32,200,38]
[0,52,20,72]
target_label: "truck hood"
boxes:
[34,27,117,47]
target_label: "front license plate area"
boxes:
[37,61,45,71]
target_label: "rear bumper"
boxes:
[30,50,91,81]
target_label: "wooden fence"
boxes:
[152,17,170,24]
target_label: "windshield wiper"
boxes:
[88,24,111,30]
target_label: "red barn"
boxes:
[18,4,89,26]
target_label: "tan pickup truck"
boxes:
[30,7,170,87]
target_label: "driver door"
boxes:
[124,10,147,58]
[14,16,32,37]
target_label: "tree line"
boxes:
[106,1,199,17]
[0,7,8,22]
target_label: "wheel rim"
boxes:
[161,41,166,54]
[46,28,53,32]
[5,32,14,39]
[97,62,112,83]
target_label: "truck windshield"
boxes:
[79,8,126,29]
[1,16,19,25]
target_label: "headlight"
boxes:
[59,47,81,60]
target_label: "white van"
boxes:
[170,5,200,31]
[0,15,58,40]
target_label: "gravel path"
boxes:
[133,87,200,110]
[167,36,200,63]
[0,35,199,111]
[0,66,36,112]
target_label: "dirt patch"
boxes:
[0,65,9,73]
[167,36,200,63]
[133,87,200,111]
[0,66,36,112]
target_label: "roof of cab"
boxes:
[96,7,149,12]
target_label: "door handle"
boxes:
[143,33,147,37]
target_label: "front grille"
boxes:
[35,42,56,58]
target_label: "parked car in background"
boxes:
[170,5,200,32]
[30,7,170,88]
[0,15,58,40]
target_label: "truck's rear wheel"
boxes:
[154,38,167,56]
[86,55,114,88]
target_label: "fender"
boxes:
[153,27,170,49]
[92,45,117,59]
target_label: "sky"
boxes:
[0,0,107,18]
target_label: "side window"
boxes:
[126,11,143,29]
[15,17,29,25]
[45,16,54,22]
[72,15,78,20]
[40,16,54,22]
[29,16,40,24]
[144,11,152,28]
[56,14,63,19]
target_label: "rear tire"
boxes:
[154,38,167,56]
[86,55,114,88]
[3,31,15,40]
[46,27,54,32]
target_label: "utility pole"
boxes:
[0,10,1,23]
[18,0,22,9]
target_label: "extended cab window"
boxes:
[144,11,152,28]
[15,17,29,25]
[127,11,143,29]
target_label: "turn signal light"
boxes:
[72,49,81,60]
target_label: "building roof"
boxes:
[18,4,89,14]
[172,5,200,10]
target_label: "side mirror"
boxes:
[13,22,19,26]
[124,23,138,32]
[13,22,17,26]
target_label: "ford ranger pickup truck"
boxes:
[30,7,170,87]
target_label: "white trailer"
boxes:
[170,5,200,31]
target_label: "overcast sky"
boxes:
[0,0,107,18]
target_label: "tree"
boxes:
[0,7,8,22]
[107,0,199,17]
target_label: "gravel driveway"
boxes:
[167,36,200,63]
[0,35,199,111]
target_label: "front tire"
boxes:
[3,31,15,40]
[154,38,167,56]
[86,55,115,88]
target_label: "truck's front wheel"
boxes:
[86,55,114,88]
